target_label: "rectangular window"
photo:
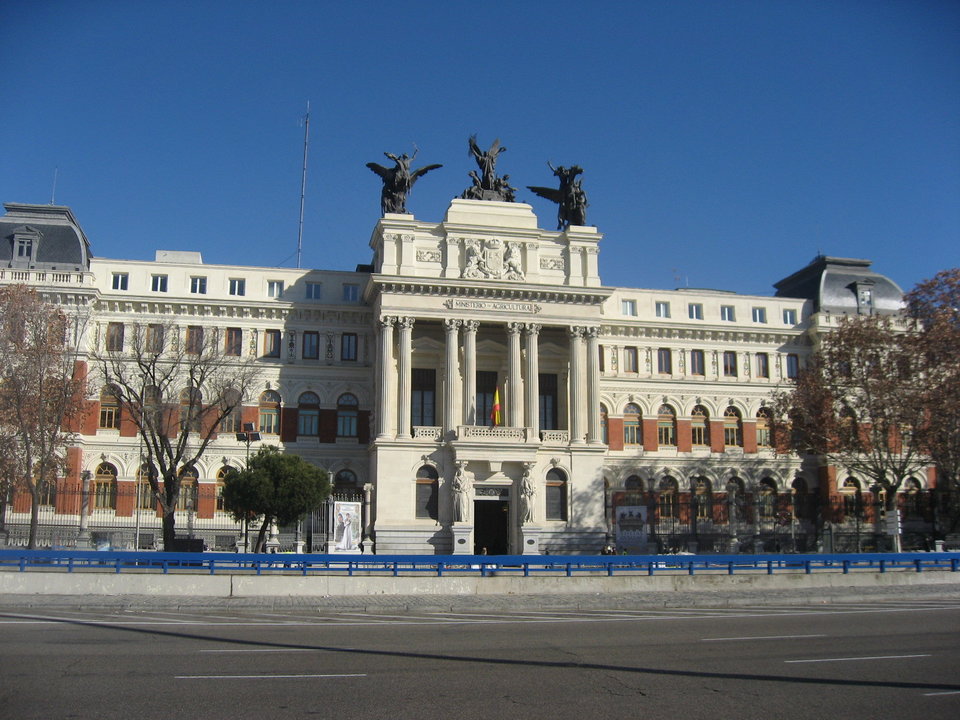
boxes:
[415,479,438,520]
[783,308,797,325]
[690,349,705,376]
[623,347,638,373]
[16,238,33,258]
[225,328,242,356]
[111,273,128,291]
[545,479,567,521]
[412,368,436,427]
[688,303,703,320]
[145,324,164,353]
[229,278,246,296]
[185,326,203,354]
[342,283,360,302]
[655,301,671,318]
[476,371,498,426]
[539,374,558,431]
[752,306,767,323]
[298,409,318,436]
[305,282,322,300]
[302,331,319,360]
[263,329,281,358]
[786,353,800,380]
[151,274,168,293]
[756,352,770,378]
[99,404,119,430]
[341,333,358,361]
[723,350,738,377]
[657,347,672,374]
[190,276,207,294]
[720,305,735,322]
[621,299,637,316]
[106,322,124,352]
[259,409,279,435]
[267,280,284,298]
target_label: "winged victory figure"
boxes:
[527,162,588,229]
[366,149,442,215]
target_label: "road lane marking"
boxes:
[703,634,827,642]
[176,673,366,679]
[785,654,930,664]
[199,648,325,653]
[924,690,960,696]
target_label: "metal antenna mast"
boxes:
[297,102,310,269]
[51,167,59,205]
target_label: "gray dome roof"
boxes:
[774,255,903,315]
[0,203,92,271]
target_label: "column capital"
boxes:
[524,322,542,336]
[584,326,601,339]
[568,325,585,339]
[462,319,480,333]
[443,318,462,333]
[397,316,415,330]
[506,321,523,335]
[378,315,396,329]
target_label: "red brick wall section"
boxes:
[709,420,725,453]
[115,480,135,517]
[742,421,758,453]
[280,407,298,443]
[642,418,658,451]
[607,418,624,450]
[197,483,216,519]
[676,419,692,453]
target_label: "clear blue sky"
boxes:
[2,0,957,296]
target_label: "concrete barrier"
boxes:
[3,567,960,599]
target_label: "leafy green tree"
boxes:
[222,446,329,552]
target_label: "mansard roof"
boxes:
[773,255,903,316]
[0,203,93,271]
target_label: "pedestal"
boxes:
[452,523,473,554]
[520,525,542,555]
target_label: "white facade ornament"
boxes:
[462,238,520,280]
[452,461,471,522]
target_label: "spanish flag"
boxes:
[490,387,502,426]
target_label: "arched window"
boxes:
[337,393,359,437]
[99,385,121,429]
[693,477,712,519]
[659,477,679,519]
[137,462,158,510]
[414,465,438,520]
[841,477,863,517]
[691,405,709,446]
[756,407,772,448]
[179,387,202,433]
[723,406,743,447]
[335,469,358,491]
[219,388,242,433]
[903,477,923,518]
[37,477,57,507]
[758,478,777,519]
[623,403,641,446]
[600,404,608,444]
[177,466,199,511]
[657,404,676,446]
[545,468,568,521]
[215,466,233,512]
[93,463,118,510]
[258,390,281,434]
[297,391,320,436]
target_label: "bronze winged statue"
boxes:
[527,162,588,229]
[366,149,442,215]
[461,135,514,201]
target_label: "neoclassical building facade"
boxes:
[1,200,931,554]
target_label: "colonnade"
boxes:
[375,315,604,444]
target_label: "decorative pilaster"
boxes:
[507,322,523,428]
[443,319,461,436]
[397,316,415,439]
[462,320,478,425]
[585,326,602,444]
[524,323,541,438]
[569,326,585,444]
[376,316,395,439]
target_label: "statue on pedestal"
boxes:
[527,162,588,229]
[460,135,514,202]
[452,463,471,522]
[520,464,535,525]
[366,149,442,215]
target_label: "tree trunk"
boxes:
[27,486,40,550]
[162,511,176,551]
[255,516,272,553]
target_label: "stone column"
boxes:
[397,317,414,439]
[443,319,461,437]
[586,326,602,444]
[462,320,478,425]
[569,326,585,444]
[524,323,541,438]
[507,322,523,428]
[376,316,395,439]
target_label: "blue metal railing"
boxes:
[1,549,959,577]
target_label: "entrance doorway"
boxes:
[474,499,509,555]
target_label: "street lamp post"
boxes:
[235,423,261,552]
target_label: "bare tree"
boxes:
[0,285,85,548]
[92,320,260,550]
[773,314,928,510]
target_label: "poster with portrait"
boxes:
[332,501,362,553]
[615,505,648,551]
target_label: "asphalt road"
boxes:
[2,598,959,720]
